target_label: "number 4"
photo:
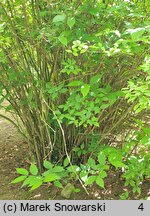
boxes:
[138,203,144,211]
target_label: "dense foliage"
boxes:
[0,0,150,198]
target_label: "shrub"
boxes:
[0,0,149,197]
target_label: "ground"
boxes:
[0,109,149,200]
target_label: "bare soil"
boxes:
[0,110,149,200]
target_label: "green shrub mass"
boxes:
[0,0,150,198]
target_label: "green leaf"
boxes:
[54,180,63,188]
[16,168,28,176]
[140,136,150,145]
[67,17,75,29]
[85,176,96,185]
[110,161,126,168]
[100,104,110,110]
[63,157,70,167]
[96,177,104,188]
[98,171,107,178]
[29,164,38,175]
[80,171,88,182]
[67,165,80,172]
[43,160,52,170]
[143,127,150,134]
[42,170,52,177]
[103,165,110,170]
[74,188,80,193]
[90,74,102,85]
[58,35,68,46]
[73,51,78,56]
[98,152,106,165]
[129,28,145,40]
[52,14,66,23]
[81,84,90,97]
[68,80,83,87]
[11,175,27,184]
[108,150,122,161]
[66,49,72,53]
[30,178,43,191]
[22,176,37,187]
[87,158,96,168]
[44,173,60,182]
[52,166,64,173]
